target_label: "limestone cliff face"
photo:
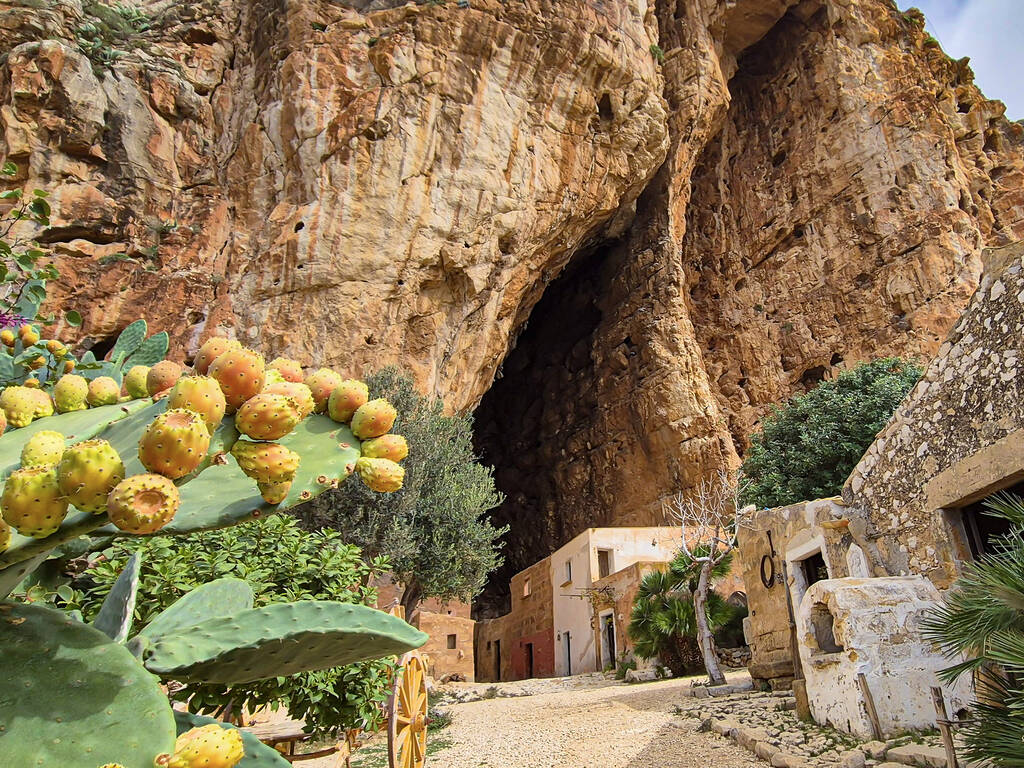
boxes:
[1,0,1023,601]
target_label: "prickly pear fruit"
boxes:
[350,398,397,439]
[23,378,40,388]
[87,376,120,407]
[138,409,211,479]
[263,368,286,388]
[269,357,304,382]
[0,517,9,552]
[63,359,75,374]
[263,381,315,419]
[360,434,408,463]
[209,347,265,412]
[28,387,53,418]
[194,336,241,375]
[355,456,405,493]
[167,376,227,434]
[45,339,67,357]
[147,360,183,396]
[327,379,369,423]
[21,430,65,468]
[53,373,89,413]
[1,385,38,427]
[304,368,343,413]
[258,479,292,504]
[235,393,301,441]
[56,439,125,514]
[27,355,46,370]
[0,409,6,437]
[20,326,39,345]
[97,764,127,768]
[230,440,300,484]
[1,466,69,537]
[164,724,244,768]
[124,365,151,399]
[107,473,181,534]
[0,329,13,346]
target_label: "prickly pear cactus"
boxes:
[0,601,177,768]
[172,712,289,768]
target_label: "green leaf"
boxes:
[110,319,147,362]
[64,310,82,327]
[1,161,17,175]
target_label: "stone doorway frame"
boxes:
[785,532,831,612]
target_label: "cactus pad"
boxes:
[142,601,428,683]
[0,601,176,768]
[139,578,254,641]
[93,551,141,642]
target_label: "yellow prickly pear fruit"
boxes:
[57,439,125,514]
[355,457,404,493]
[194,336,241,375]
[360,434,408,463]
[107,473,181,534]
[258,479,292,504]
[263,381,315,419]
[209,347,265,412]
[327,380,369,424]
[63,359,75,373]
[230,440,300,484]
[304,368,343,413]
[21,430,65,468]
[147,360,184,396]
[0,329,14,346]
[138,409,211,479]
[263,368,286,387]
[269,357,304,383]
[28,388,53,419]
[124,365,151,399]
[19,326,39,345]
[1,466,69,537]
[23,378,40,388]
[164,723,244,768]
[0,409,6,436]
[45,339,67,357]
[87,376,120,407]
[1,385,38,427]
[0,517,10,552]
[28,355,46,370]
[54,373,89,413]
[350,398,397,439]
[97,764,127,768]
[167,376,227,434]
[235,393,301,441]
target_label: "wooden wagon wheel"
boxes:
[387,652,428,768]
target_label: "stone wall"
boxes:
[413,612,475,682]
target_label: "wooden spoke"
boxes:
[388,653,429,768]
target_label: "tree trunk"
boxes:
[694,559,726,686]
[400,581,422,622]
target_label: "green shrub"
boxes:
[740,357,922,508]
[67,515,395,737]
[649,44,665,63]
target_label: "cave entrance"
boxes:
[473,242,618,617]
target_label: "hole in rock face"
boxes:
[473,244,615,617]
[597,93,614,122]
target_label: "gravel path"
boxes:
[427,674,761,768]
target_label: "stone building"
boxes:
[739,242,1023,733]
[474,527,683,682]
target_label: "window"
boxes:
[597,549,612,579]
[523,577,531,597]
[958,478,1023,558]
[800,551,828,588]
[447,634,457,650]
[565,560,572,583]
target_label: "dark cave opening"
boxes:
[472,243,616,618]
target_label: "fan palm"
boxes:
[921,493,1024,766]
[627,549,736,676]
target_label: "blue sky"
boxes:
[899,0,1024,118]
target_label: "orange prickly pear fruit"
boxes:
[107,474,181,534]
[235,392,301,441]
[23,378,40,388]
[0,329,14,346]
[304,368,343,413]
[263,381,315,419]
[0,409,7,436]
[138,409,211,479]
[56,439,125,513]
[87,376,120,406]
[147,360,183,396]
[360,434,408,462]
[230,440,300,484]
[20,325,39,345]
[64,359,75,373]
[28,355,46,370]
[327,379,369,424]
[209,347,265,412]
[269,357,304,383]
[45,339,67,357]
[355,457,404,493]
[350,398,397,439]
[194,337,241,375]
[167,375,227,434]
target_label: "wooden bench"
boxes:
[242,719,357,766]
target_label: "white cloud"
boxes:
[904,0,1024,118]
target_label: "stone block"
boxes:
[734,726,770,750]
[771,753,810,768]
[862,741,889,760]
[711,718,738,737]
[886,744,949,768]
[840,749,867,768]
[755,741,781,761]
